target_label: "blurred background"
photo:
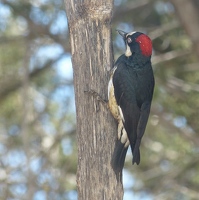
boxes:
[1,0,199,199]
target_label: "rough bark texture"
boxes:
[171,0,199,57]
[65,1,124,199]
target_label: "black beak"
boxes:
[116,30,127,38]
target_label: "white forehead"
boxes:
[126,31,136,37]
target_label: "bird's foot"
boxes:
[84,89,107,105]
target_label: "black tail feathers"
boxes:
[111,140,128,173]
[132,141,140,165]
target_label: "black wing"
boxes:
[113,61,154,165]
[113,62,140,152]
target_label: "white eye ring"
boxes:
[127,37,132,43]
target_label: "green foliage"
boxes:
[0,0,76,199]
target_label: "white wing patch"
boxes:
[108,66,117,99]
[108,78,112,100]
[118,106,125,122]
[121,128,130,148]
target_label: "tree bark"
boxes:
[65,1,124,200]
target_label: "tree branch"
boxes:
[0,54,64,102]
[152,50,191,65]
[149,21,180,40]
[113,0,150,21]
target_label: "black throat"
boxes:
[124,53,151,69]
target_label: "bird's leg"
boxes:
[84,89,108,105]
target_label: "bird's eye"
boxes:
[127,37,132,43]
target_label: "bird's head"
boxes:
[117,30,152,58]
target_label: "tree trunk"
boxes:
[65,1,124,200]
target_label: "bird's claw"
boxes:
[84,89,107,105]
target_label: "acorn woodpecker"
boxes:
[108,30,154,171]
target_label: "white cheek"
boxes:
[125,45,132,57]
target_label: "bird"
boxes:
[108,30,155,172]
